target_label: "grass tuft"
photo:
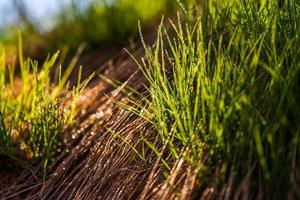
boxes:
[0,34,87,175]
[131,0,300,198]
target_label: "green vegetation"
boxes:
[53,0,173,49]
[0,0,177,58]
[0,35,86,174]
[133,0,300,198]
[0,0,299,199]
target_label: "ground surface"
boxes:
[0,32,200,200]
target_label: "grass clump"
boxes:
[134,0,300,198]
[0,36,85,174]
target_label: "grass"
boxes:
[130,0,300,198]
[0,0,299,199]
[0,34,88,175]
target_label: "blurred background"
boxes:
[0,0,181,60]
